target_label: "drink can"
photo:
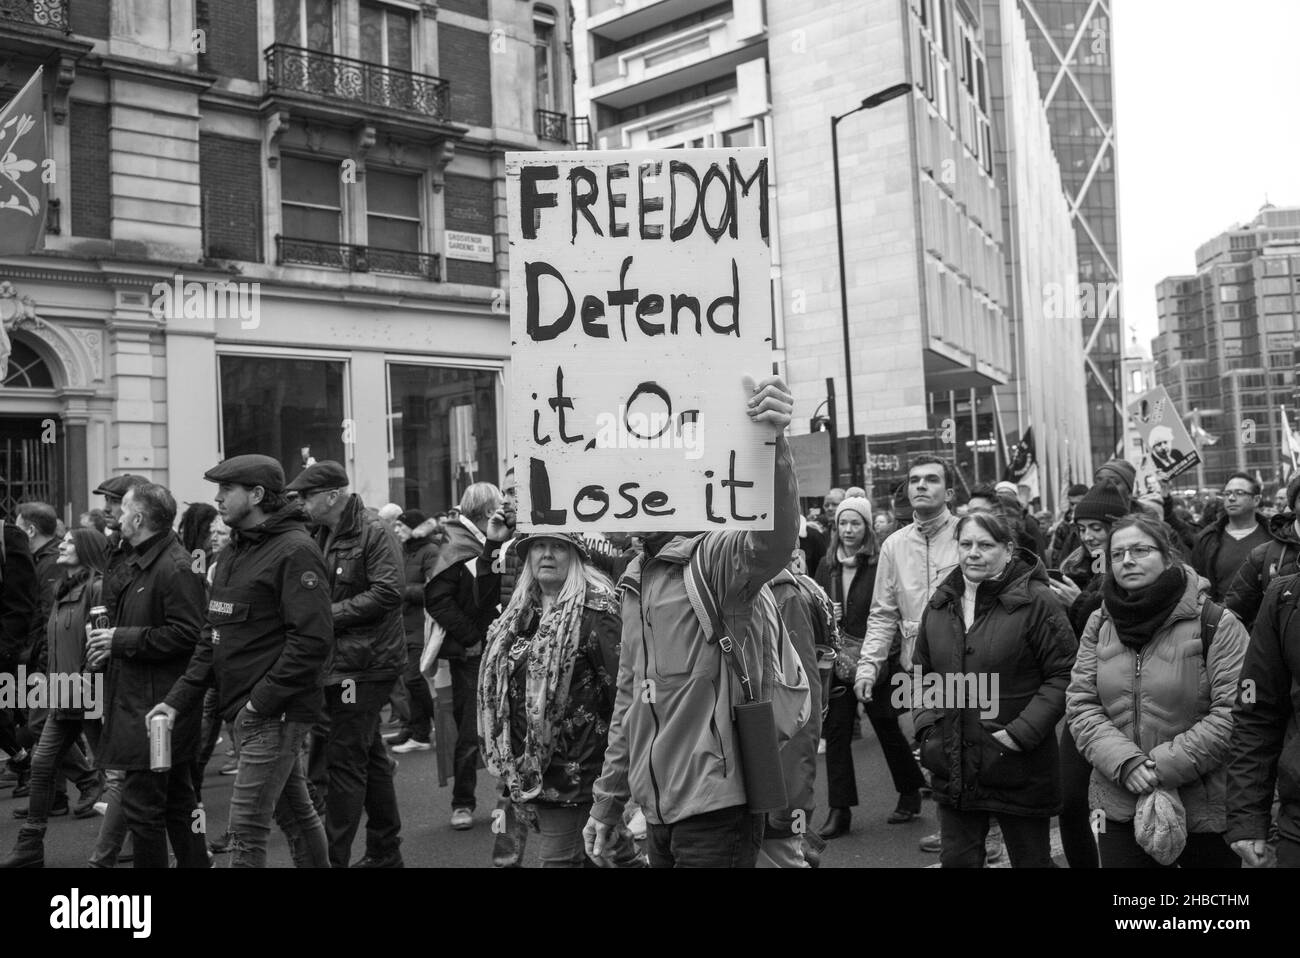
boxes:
[89,605,110,631]
[149,713,171,772]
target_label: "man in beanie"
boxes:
[1225,472,1300,630]
[150,454,331,868]
[1046,483,1090,567]
[1094,459,1136,501]
[386,509,438,752]
[1191,473,1270,602]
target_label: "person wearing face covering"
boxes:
[1067,516,1248,868]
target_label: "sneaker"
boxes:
[351,850,404,868]
[207,831,234,855]
[383,729,411,745]
[391,738,430,753]
[73,778,105,819]
[92,801,108,816]
[919,831,942,853]
[450,807,473,830]
[219,760,238,775]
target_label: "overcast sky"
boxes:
[1113,0,1300,355]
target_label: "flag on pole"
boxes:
[1187,407,1219,447]
[0,67,48,256]
[1282,406,1300,479]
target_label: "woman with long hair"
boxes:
[478,532,624,866]
[1067,515,1248,867]
[1,528,110,868]
[814,497,926,838]
[914,512,1077,867]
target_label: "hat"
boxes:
[93,474,148,498]
[1067,483,1089,498]
[397,509,427,529]
[1094,458,1137,498]
[511,531,590,561]
[994,481,1019,497]
[203,454,286,493]
[1072,482,1129,524]
[835,497,873,528]
[285,460,349,494]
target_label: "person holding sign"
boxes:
[582,376,802,868]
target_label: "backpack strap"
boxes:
[1200,599,1223,659]
[684,544,757,704]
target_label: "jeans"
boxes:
[1097,821,1240,869]
[1277,838,1300,868]
[24,717,98,828]
[307,681,402,867]
[402,645,434,741]
[937,804,1053,868]
[450,656,481,810]
[89,769,128,867]
[229,711,328,868]
[122,768,209,868]
[863,670,925,797]
[822,682,859,807]
[645,804,764,868]
[532,803,590,868]
[1058,724,1098,868]
[192,687,225,801]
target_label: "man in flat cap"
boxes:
[290,460,405,868]
[150,454,332,868]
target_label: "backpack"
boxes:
[1199,599,1223,660]
[769,568,839,653]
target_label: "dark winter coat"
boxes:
[98,532,206,770]
[914,554,1078,817]
[166,505,333,725]
[1060,545,1105,638]
[813,548,877,640]
[46,573,102,720]
[1225,512,1300,630]
[401,534,439,647]
[423,518,502,660]
[0,522,37,668]
[28,537,60,663]
[313,494,405,685]
[1191,512,1269,601]
[1226,573,1300,845]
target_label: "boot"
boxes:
[817,807,851,840]
[0,826,45,868]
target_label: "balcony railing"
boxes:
[573,116,591,150]
[275,235,441,281]
[265,45,451,122]
[535,108,569,143]
[0,0,69,33]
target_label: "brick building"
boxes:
[0,0,576,518]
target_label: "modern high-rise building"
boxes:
[1019,0,1125,471]
[1152,205,1300,490]
[0,0,574,519]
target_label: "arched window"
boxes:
[2,339,54,388]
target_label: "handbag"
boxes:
[834,632,863,683]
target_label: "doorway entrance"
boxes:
[0,417,65,518]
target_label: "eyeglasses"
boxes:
[1222,489,1258,499]
[1109,544,1160,563]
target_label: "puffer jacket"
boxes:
[856,510,960,690]
[590,435,803,827]
[400,534,439,647]
[46,572,102,720]
[1067,567,1248,832]
[914,554,1077,816]
[314,494,405,686]
[1225,512,1300,630]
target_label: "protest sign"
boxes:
[1128,385,1200,491]
[506,147,775,532]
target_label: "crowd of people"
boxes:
[0,388,1297,868]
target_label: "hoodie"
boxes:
[1224,512,1300,630]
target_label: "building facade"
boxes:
[0,0,576,520]
[1152,205,1300,490]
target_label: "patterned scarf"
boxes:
[479,583,616,802]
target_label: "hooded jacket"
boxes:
[1225,511,1300,630]
[401,532,439,645]
[165,505,333,724]
[313,494,405,685]
[590,435,801,827]
[1067,567,1248,833]
[914,553,1077,816]
[1191,512,1270,601]
[423,515,502,660]
[855,509,960,692]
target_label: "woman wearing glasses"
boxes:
[1067,516,1248,867]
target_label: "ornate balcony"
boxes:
[265,44,450,122]
[535,108,569,143]
[0,0,68,34]
[275,235,441,282]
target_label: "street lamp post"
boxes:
[831,81,913,488]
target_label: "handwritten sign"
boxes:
[506,148,775,532]
[1128,385,1200,491]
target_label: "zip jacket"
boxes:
[1225,512,1300,630]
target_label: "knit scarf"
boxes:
[1102,566,1186,649]
[478,583,616,803]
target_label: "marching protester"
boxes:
[478,532,623,867]
[1225,473,1300,629]
[1,528,110,868]
[855,456,958,854]
[913,512,1076,867]
[151,455,332,868]
[1191,473,1270,601]
[92,483,208,869]
[387,509,439,753]
[291,461,406,868]
[1225,571,1300,867]
[815,496,924,838]
[424,481,508,831]
[1067,516,1247,868]
[583,375,806,869]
